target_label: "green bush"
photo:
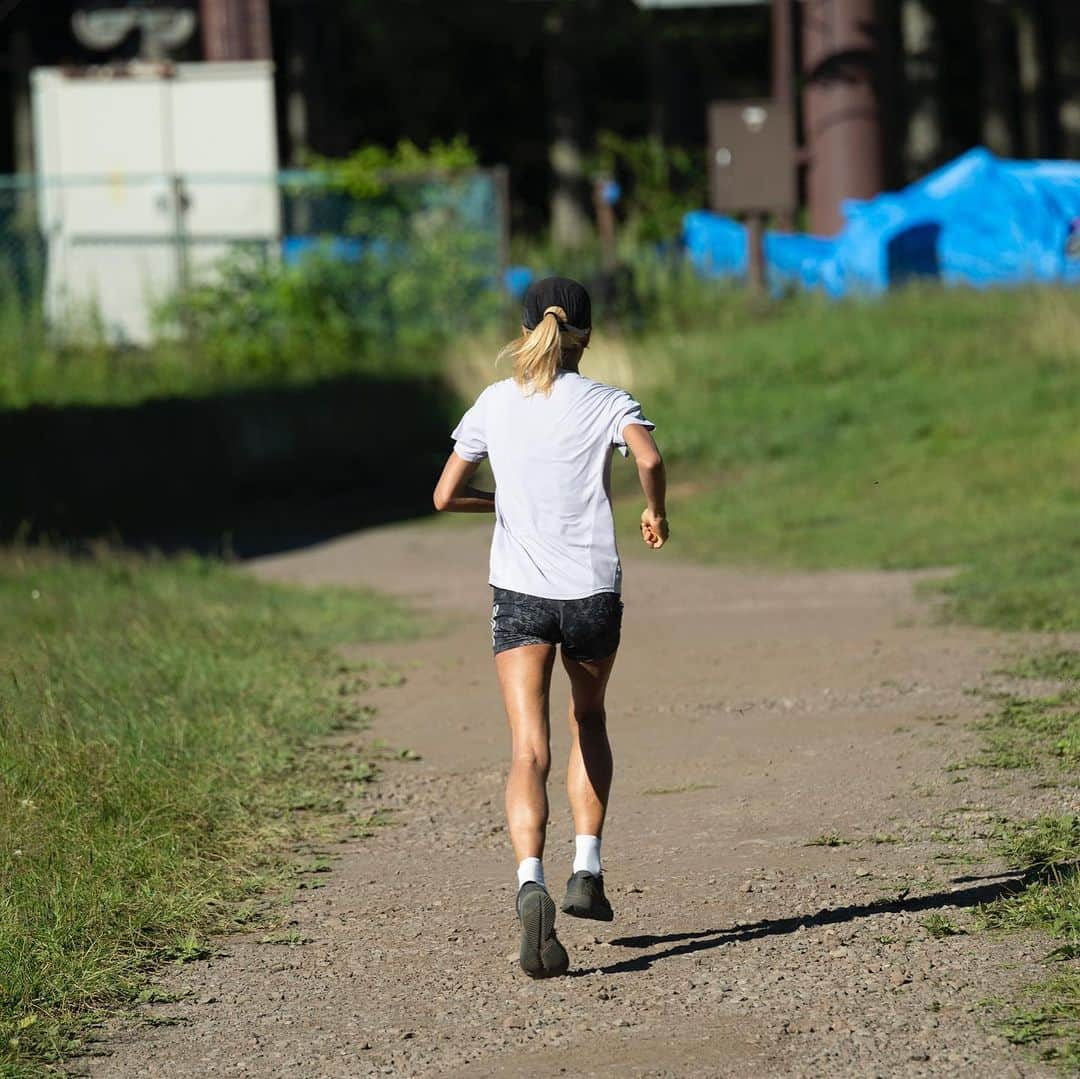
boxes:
[157,140,501,381]
[310,135,478,201]
[158,225,498,383]
[593,132,706,245]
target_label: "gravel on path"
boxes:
[75,519,1069,1078]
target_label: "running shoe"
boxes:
[561,870,614,922]
[516,882,569,978]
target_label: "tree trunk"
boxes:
[900,0,942,178]
[646,15,666,143]
[978,0,1019,156]
[876,0,907,189]
[284,10,308,166]
[10,27,33,176]
[545,7,590,251]
[1015,0,1057,157]
[1057,0,1080,158]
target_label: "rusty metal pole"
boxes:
[771,0,794,106]
[200,0,273,61]
[802,0,884,235]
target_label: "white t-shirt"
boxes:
[451,371,655,600]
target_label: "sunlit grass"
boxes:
[977,815,1080,1067]
[615,285,1080,631]
[0,549,416,1071]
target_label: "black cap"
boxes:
[522,276,591,333]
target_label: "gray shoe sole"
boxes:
[518,888,569,978]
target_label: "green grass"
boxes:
[0,286,453,412]
[0,549,415,1073]
[920,913,967,938]
[977,816,1080,1066]
[0,329,448,411]
[972,650,1080,772]
[963,658,1079,1068]
[999,974,1080,1068]
[622,285,1080,631]
[1006,651,1080,682]
[980,816,1080,944]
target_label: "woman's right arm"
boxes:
[623,423,668,549]
[432,451,496,513]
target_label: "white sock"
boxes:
[516,857,545,890]
[573,834,602,876]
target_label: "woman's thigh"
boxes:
[495,643,557,756]
[561,650,618,723]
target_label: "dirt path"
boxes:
[82,519,1064,1077]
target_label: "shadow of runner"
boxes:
[576,871,1031,978]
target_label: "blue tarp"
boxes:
[282,236,368,265]
[684,148,1080,296]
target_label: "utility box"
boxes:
[707,99,796,214]
[32,61,280,344]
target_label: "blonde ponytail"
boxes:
[497,305,589,396]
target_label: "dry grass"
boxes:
[444,329,643,403]
[1023,291,1080,366]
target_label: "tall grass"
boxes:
[0,550,415,1071]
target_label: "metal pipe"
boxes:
[771,0,796,230]
[802,0,884,235]
[199,0,272,62]
[771,0,794,106]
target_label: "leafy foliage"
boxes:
[593,132,707,245]
[157,142,501,381]
[310,136,479,200]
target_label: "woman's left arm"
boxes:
[433,452,496,513]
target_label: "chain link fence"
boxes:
[0,168,509,347]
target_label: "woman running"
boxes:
[432,276,668,978]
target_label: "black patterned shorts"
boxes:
[491,587,623,662]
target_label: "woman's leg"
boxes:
[562,651,618,839]
[495,643,557,862]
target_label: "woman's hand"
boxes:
[640,508,669,549]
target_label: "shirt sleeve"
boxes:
[609,390,656,458]
[450,388,489,462]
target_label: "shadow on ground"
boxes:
[2,375,455,557]
[584,871,1032,977]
